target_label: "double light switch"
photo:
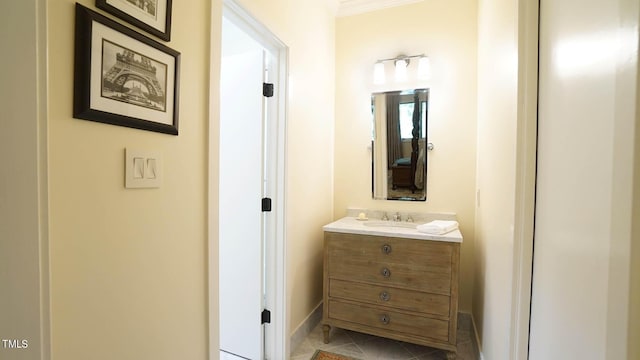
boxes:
[125,148,161,188]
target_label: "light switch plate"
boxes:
[125,148,162,188]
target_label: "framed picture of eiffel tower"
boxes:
[74,4,180,135]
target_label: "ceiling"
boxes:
[334,0,425,17]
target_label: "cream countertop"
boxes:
[323,216,463,243]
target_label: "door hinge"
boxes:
[262,197,272,212]
[263,83,274,97]
[261,309,271,324]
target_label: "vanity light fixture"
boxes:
[373,54,431,84]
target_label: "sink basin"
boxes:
[362,221,417,229]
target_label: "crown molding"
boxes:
[336,0,424,17]
[327,0,341,14]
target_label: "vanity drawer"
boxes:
[328,300,449,343]
[328,257,451,295]
[326,232,452,275]
[329,279,450,317]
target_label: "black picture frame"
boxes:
[74,3,180,135]
[96,0,172,41]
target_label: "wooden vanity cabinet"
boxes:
[322,231,460,359]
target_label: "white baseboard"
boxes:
[289,301,323,355]
[470,312,485,360]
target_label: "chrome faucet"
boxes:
[392,212,401,222]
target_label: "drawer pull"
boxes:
[381,268,391,278]
[381,244,392,254]
[380,314,390,325]
[379,291,391,302]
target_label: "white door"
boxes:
[529,0,638,358]
[219,16,271,360]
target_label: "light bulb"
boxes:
[394,58,408,81]
[373,62,385,84]
[418,56,431,80]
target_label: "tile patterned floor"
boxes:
[291,315,479,360]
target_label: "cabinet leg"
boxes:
[322,324,331,344]
[446,351,457,360]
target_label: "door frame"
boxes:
[510,0,539,359]
[208,1,289,359]
[1,0,51,359]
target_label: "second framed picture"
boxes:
[96,0,172,41]
[74,3,180,135]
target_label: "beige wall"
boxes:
[48,1,336,359]
[473,0,518,358]
[334,0,478,312]
[233,0,336,336]
[48,0,211,359]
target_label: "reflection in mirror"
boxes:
[372,89,428,201]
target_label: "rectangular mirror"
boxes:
[372,88,429,201]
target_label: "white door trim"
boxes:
[1,0,50,358]
[510,0,539,359]
[209,1,288,359]
[37,0,52,357]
